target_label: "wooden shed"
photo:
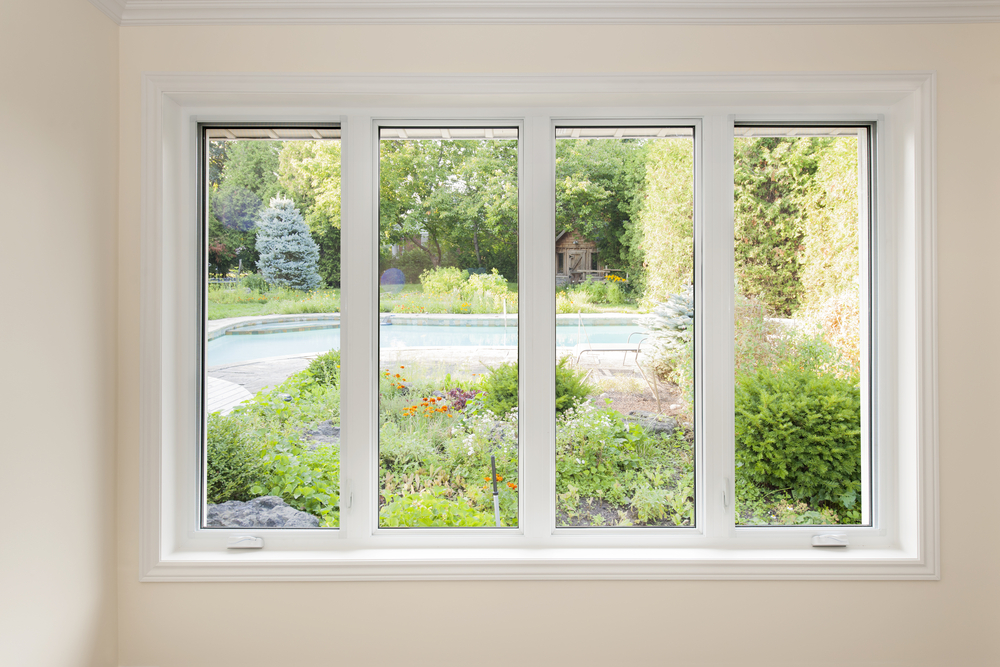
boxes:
[556,230,602,285]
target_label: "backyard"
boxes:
[205,126,865,530]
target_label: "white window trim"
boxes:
[139,72,938,581]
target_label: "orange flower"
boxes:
[507,482,517,490]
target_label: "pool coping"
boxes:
[207,312,642,340]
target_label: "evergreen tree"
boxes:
[255,196,323,290]
[733,138,823,316]
[635,137,695,305]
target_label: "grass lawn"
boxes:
[209,280,643,320]
[207,286,340,320]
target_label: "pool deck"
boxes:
[205,376,253,415]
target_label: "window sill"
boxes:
[142,540,935,581]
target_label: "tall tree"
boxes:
[279,140,342,286]
[555,138,647,274]
[209,140,285,273]
[635,138,695,305]
[379,138,518,277]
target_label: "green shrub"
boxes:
[252,441,340,527]
[393,249,434,284]
[477,361,519,417]
[460,268,507,299]
[379,422,442,472]
[305,349,340,386]
[735,363,861,514]
[555,356,595,413]
[478,357,594,417]
[206,412,267,504]
[419,265,468,295]
[573,277,609,303]
[240,272,270,292]
[379,488,493,527]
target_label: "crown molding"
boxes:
[90,0,1000,27]
[88,0,128,23]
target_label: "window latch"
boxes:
[812,534,848,547]
[227,536,264,549]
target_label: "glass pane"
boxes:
[203,128,343,529]
[554,127,695,528]
[733,127,868,526]
[378,127,519,528]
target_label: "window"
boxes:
[732,125,872,527]
[141,72,938,580]
[202,126,343,530]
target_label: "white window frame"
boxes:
[139,72,937,580]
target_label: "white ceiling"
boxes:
[88,0,1000,26]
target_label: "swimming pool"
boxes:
[207,322,645,367]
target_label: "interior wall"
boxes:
[117,24,999,667]
[0,1,119,666]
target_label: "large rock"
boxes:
[625,410,678,436]
[207,496,320,528]
[303,419,340,448]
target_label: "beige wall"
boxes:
[0,1,119,666]
[19,12,1000,667]
[3,14,990,667]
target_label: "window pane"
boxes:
[203,128,343,529]
[733,127,869,526]
[378,127,520,528]
[554,127,695,528]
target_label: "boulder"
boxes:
[303,419,340,447]
[625,410,678,436]
[207,496,320,528]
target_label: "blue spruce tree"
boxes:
[255,196,323,290]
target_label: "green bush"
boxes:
[206,412,267,504]
[555,356,595,413]
[379,488,493,527]
[305,349,340,386]
[240,272,270,292]
[393,249,434,284]
[252,441,340,527]
[478,357,594,417]
[573,277,610,304]
[477,361,519,416]
[419,265,468,295]
[735,363,861,514]
[460,268,507,299]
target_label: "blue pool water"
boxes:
[207,323,644,367]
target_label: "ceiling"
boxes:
[88,0,1000,26]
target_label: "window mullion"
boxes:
[520,115,556,540]
[339,114,376,542]
[699,114,736,539]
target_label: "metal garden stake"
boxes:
[491,455,501,527]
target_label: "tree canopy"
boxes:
[556,138,648,275]
[379,138,519,279]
